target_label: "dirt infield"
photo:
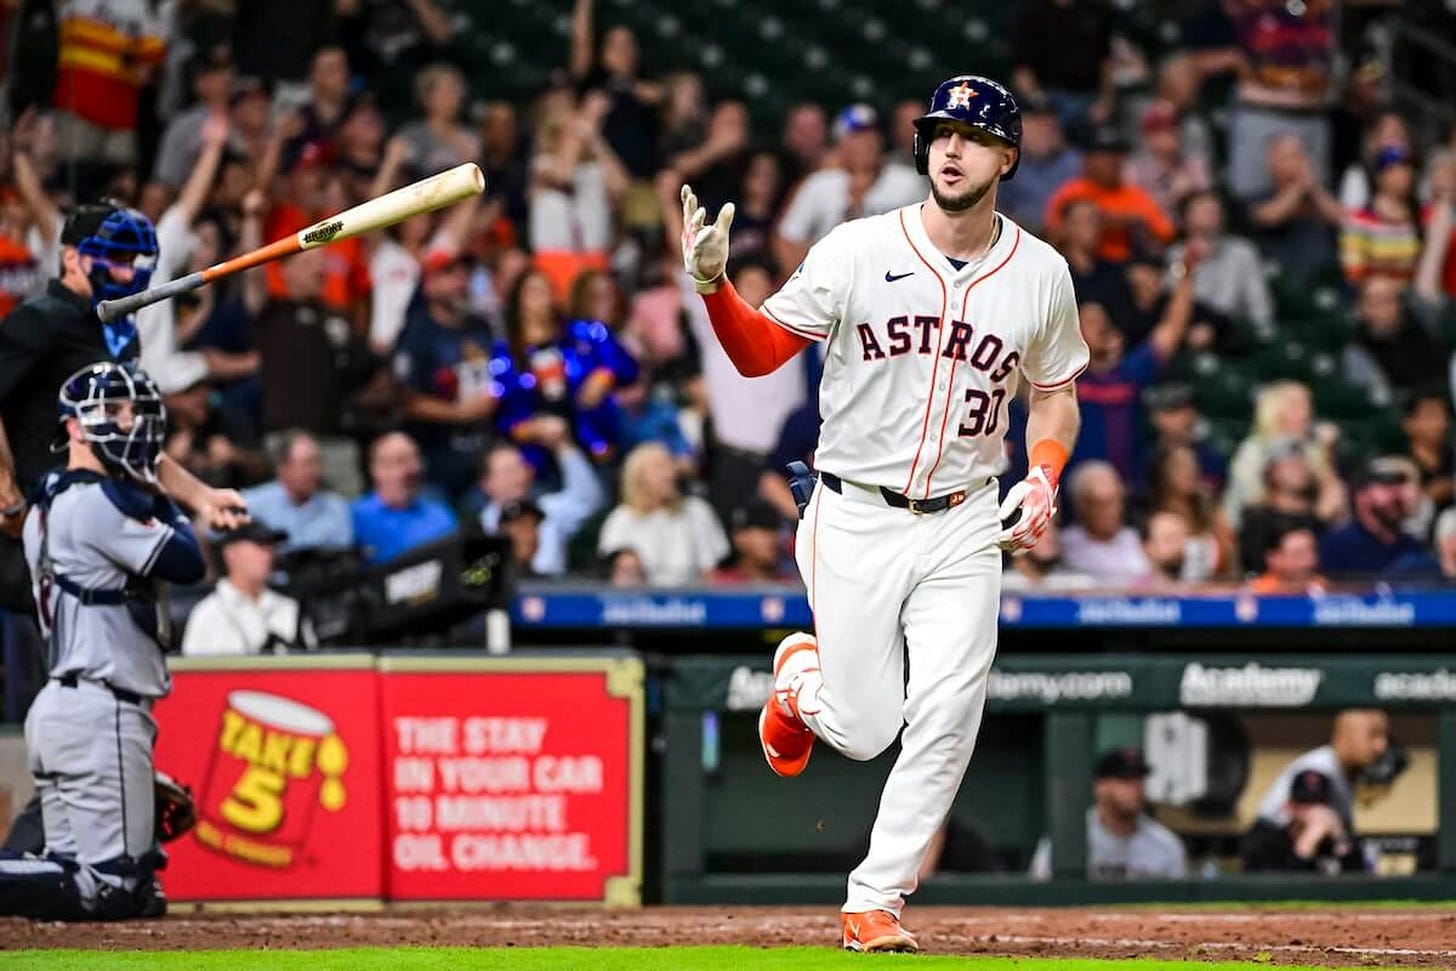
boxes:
[2,905,1454,966]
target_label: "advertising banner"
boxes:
[379,657,643,904]
[154,656,383,902]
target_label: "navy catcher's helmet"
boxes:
[60,203,158,308]
[912,75,1022,180]
[57,361,168,486]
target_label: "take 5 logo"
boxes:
[854,316,1019,439]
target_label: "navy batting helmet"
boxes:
[60,203,158,309]
[56,361,168,486]
[911,75,1022,180]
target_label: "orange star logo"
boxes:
[947,82,978,109]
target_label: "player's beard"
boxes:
[931,173,996,213]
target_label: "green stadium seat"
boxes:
[1313,380,1383,421]
[1189,355,1253,419]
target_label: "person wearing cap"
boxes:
[1167,190,1272,331]
[1340,147,1421,285]
[1242,710,1389,874]
[1124,99,1211,221]
[772,103,926,274]
[1029,747,1187,880]
[1139,382,1227,495]
[996,98,1082,235]
[1044,127,1175,263]
[494,499,546,579]
[392,245,499,500]
[181,524,315,656]
[1319,457,1424,578]
[1247,520,1326,594]
[710,502,794,584]
[1342,276,1449,404]
[475,439,603,577]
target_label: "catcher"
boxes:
[0,362,201,920]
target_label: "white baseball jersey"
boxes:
[762,206,1089,498]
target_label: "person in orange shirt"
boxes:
[1045,128,1175,262]
[1249,521,1328,595]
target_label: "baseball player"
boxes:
[0,361,204,920]
[681,76,1088,952]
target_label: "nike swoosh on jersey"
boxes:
[884,270,914,282]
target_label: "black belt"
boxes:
[820,472,985,515]
[56,672,143,706]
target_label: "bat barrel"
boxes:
[96,272,206,322]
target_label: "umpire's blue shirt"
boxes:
[350,492,458,565]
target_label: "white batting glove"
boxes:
[996,465,1058,554]
[681,184,734,294]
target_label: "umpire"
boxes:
[0,202,248,854]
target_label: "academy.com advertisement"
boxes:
[153,655,643,904]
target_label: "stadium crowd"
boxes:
[0,0,1454,634]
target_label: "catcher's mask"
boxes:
[56,361,168,486]
[61,202,159,314]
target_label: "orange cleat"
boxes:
[758,633,818,777]
[841,910,919,953]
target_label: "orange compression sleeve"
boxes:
[701,280,813,377]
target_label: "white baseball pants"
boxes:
[794,475,1002,916]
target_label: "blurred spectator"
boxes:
[605,546,647,587]
[475,440,604,577]
[241,431,355,553]
[1248,133,1344,283]
[1223,382,1341,530]
[1342,277,1449,400]
[1389,507,1456,582]
[1057,200,1125,309]
[569,0,664,180]
[1319,458,1424,578]
[1011,0,1114,141]
[1240,769,1366,874]
[659,71,707,162]
[368,212,433,354]
[1401,392,1454,514]
[1068,268,1196,483]
[1248,521,1327,594]
[1168,190,1272,330]
[710,503,794,583]
[1140,510,1190,586]
[479,99,529,231]
[998,99,1081,234]
[1419,150,1456,303]
[1220,0,1335,203]
[1338,112,1411,213]
[883,99,923,182]
[661,99,750,223]
[760,399,821,523]
[1124,100,1211,220]
[335,0,454,117]
[773,104,924,273]
[395,63,480,179]
[1044,128,1175,263]
[1000,522,1096,592]
[1237,439,1343,575]
[623,255,689,371]
[1243,709,1390,874]
[1147,443,1233,581]
[497,267,640,468]
[779,102,828,187]
[393,249,499,498]
[351,432,459,565]
[1340,148,1420,285]
[1029,748,1187,881]
[721,150,784,270]
[528,93,628,302]
[496,499,545,579]
[1140,383,1227,494]
[597,443,728,585]
[242,195,380,497]
[334,88,388,195]
[181,524,315,656]
[284,46,354,165]
[163,375,268,490]
[152,45,235,189]
[51,0,166,179]
[617,380,695,471]
[1061,461,1152,585]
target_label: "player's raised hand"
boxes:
[996,465,1058,554]
[680,184,734,294]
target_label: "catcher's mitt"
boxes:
[154,770,197,843]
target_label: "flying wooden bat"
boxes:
[97,162,487,322]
